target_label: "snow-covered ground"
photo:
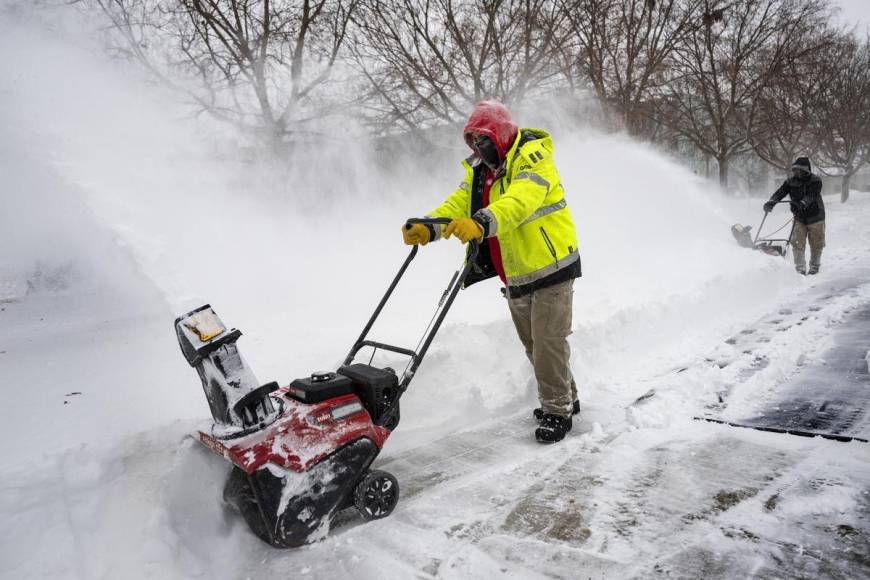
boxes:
[2,6,869,579]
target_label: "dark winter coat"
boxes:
[769,173,825,225]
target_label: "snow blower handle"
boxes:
[755,201,797,246]
[405,217,452,227]
[405,217,483,255]
[765,200,798,213]
[344,219,479,415]
[403,216,480,265]
[404,217,451,242]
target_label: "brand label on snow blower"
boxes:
[200,432,231,460]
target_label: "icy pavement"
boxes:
[698,266,870,443]
[735,301,870,440]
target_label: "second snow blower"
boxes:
[731,200,796,257]
[174,218,476,548]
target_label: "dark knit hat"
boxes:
[791,157,812,173]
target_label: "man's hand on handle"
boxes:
[444,218,484,244]
[763,201,776,213]
[402,223,432,246]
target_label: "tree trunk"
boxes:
[760,163,770,194]
[626,106,646,138]
[718,154,729,190]
[841,173,851,203]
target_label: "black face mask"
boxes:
[792,168,809,180]
[473,135,501,170]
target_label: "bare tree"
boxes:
[349,0,568,134]
[90,0,358,145]
[654,0,826,189]
[814,34,870,202]
[559,0,703,136]
[749,25,835,173]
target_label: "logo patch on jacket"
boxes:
[520,144,548,165]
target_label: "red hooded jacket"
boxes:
[462,100,518,284]
[463,100,519,163]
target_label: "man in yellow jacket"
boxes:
[401,100,581,443]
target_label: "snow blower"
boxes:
[174,218,475,548]
[731,200,796,257]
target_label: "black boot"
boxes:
[533,399,580,422]
[535,414,572,443]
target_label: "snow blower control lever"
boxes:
[343,217,480,428]
[173,218,478,548]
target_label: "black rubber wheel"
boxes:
[223,467,271,544]
[223,466,253,510]
[353,470,399,521]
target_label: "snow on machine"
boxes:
[731,200,795,257]
[174,218,474,548]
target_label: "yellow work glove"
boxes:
[402,222,431,246]
[444,218,484,244]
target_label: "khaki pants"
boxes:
[507,279,577,418]
[792,221,825,269]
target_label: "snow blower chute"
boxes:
[731,200,796,257]
[174,218,475,548]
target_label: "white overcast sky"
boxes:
[834,0,870,33]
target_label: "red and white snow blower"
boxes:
[174,218,475,548]
[731,200,796,257]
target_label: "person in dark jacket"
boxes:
[763,157,825,275]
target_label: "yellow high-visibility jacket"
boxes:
[428,128,580,297]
